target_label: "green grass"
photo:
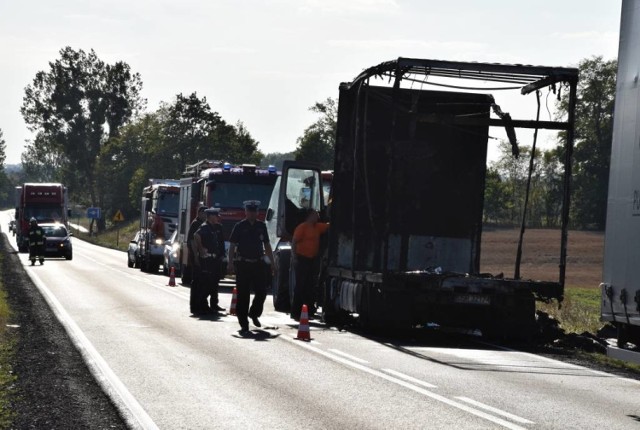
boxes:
[537,287,602,334]
[74,220,139,252]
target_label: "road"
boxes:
[4,215,640,429]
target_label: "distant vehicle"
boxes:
[8,220,15,235]
[40,223,73,260]
[127,231,141,268]
[137,179,180,273]
[15,183,70,252]
[163,229,181,276]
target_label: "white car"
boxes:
[163,229,181,276]
[127,231,141,268]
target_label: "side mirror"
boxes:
[266,208,274,221]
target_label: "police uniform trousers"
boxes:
[235,260,267,328]
[190,263,204,314]
[292,255,316,319]
[193,257,221,314]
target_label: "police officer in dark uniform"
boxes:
[187,205,207,313]
[28,217,45,266]
[193,208,226,315]
[227,200,275,333]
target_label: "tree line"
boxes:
[0,49,615,231]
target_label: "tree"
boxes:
[225,121,263,164]
[21,47,145,226]
[557,56,616,229]
[0,128,5,168]
[295,98,337,169]
[0,128,10,207]
[262,151,296,170]
[97,112,163,217]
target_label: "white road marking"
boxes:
[328,348,369,363]
[27,269,159,430]
[282,336,528,430]
[381,368,437,388]
[455,397,534,424]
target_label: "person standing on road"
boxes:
[291,209,329,320]
[194,208,226,315]
[227,200,275,334]
[28,217,45,266]
[187,205,206,313]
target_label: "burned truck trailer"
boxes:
[283,58,579,337]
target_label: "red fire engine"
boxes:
[176,160,279,283]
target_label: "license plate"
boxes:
[454,294,491,305]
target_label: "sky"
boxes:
[0,0,623,166]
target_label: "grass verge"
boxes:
[537,287,601,334]
[74,220,139,252]
[0,252,17,429]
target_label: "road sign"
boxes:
[87,207,101,219]
[113,210,125,222]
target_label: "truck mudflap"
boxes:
[325,268,554,337]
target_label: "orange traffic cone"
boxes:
[168,266,176,286]
[229,287,238,315]
[295,304,311,341]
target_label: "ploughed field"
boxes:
[480,228,604,289]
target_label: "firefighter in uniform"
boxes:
[194,207,226,315]
[28,217,45,265]
[227,200,275,333]
[187,205,206,313]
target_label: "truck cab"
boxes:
[266,162,328,312]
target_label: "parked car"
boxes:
[127,231,141,268]
[40,223,73,260]
[163,229,181,276]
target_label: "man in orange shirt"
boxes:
[291,208,329,320]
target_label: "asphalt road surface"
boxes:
[4,214,640,429]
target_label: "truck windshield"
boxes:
[210,183,274,210]
[24,205,63,222]
[156,191,179,216]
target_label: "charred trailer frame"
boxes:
[322,58,579,337]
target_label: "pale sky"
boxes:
[0,0,622,165]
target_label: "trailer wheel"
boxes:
[320,280,348,327]
[616,324,629,349]
[272,249,291,312]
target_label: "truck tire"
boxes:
[320,278,348,327]
[272,249,291,312]
[128,258,134,268]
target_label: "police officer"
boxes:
[28,217,45,266]
[187,205,206,313]
[227,200,275,333]
[194,208,226,315]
